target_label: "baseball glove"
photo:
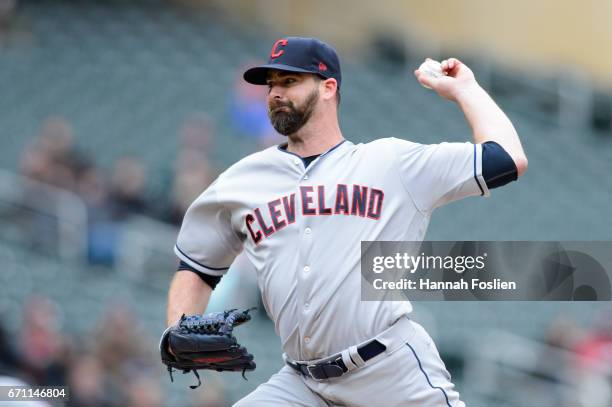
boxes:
[160,308,256,388]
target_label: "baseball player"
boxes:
[163,37,527,406]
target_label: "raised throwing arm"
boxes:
[414,58,528,177]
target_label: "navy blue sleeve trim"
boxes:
[473,144,485,196]
[174,244,230,271]
[481,141,518,189]
[178,261,222,290]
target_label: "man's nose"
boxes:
[268,85,284,100]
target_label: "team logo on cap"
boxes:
[270,39,288,58]
[318,62,328,71]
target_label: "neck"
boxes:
[285,113,343,157]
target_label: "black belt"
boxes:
[286,340,386,381]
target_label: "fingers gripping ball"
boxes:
[417,59,445,89]
[160,308,256,388]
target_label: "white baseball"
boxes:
[417,59,444,89]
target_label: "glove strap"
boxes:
[189,370,202,389]
[166,366,202,390]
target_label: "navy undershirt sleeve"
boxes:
[481,141,518,189]
[177,260,222,290]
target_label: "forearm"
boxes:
[456,85,528,175]
[166,271,212,327]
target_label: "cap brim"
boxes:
[243,64,317,85]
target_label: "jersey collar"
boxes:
[277,139,349,165]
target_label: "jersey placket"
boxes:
[279,142,344,355]
[294,156,318,352]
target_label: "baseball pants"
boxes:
[234,317,465,407]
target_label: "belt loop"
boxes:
[348,345,366,367]
[340,349,357,372]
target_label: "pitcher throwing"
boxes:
[162,37,527,406]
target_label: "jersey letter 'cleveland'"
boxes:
[246,183,384,244]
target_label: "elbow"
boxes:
[514,155,528,178]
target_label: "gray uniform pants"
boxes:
[234,318,465,407]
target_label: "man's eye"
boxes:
[285,78,296,84]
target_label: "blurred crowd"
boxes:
[0,53,276,404]
[11,70,278,267]
[535,314,612,407]
[0,295,229,406]
[16,115,219,265]
[1,295,610,407]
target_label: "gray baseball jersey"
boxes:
[174,137,489,361]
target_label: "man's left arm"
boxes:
[415,58,528,178]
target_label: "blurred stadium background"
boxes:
[0,0,611,406]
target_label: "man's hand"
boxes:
[414,58,479,103]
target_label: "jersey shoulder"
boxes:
[217,145,281,181]
[355,137,424,155]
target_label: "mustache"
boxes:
[268,100,294,112]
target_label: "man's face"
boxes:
[266,71,320,136]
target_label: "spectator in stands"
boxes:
[572,313,612,407]
[93,303,155,380]
[19,142,56,186]
[573,313,612,371]
[157,113,218,224]
[166,148,215,225]
[544,316,583,351]
[229,64,280,146]
[124,373,164,407]
[76,166,118,265]
[18,116,95,254]
[108,155,149,220]
[20,116,91,192]
[531,316,582,385]
[89,303,165,405]
[18,296,70,386]
[67,353,111,407]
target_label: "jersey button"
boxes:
[304,303,310,310]
[305,227,311,234]
[304,336,311,344]
[303,266,310,273]
[293,159,300,165]
[304,175,309,180]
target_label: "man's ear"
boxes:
[321,78,338,102]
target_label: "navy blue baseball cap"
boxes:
[243,37,342,88]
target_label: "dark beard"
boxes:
[268,89,319,136]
